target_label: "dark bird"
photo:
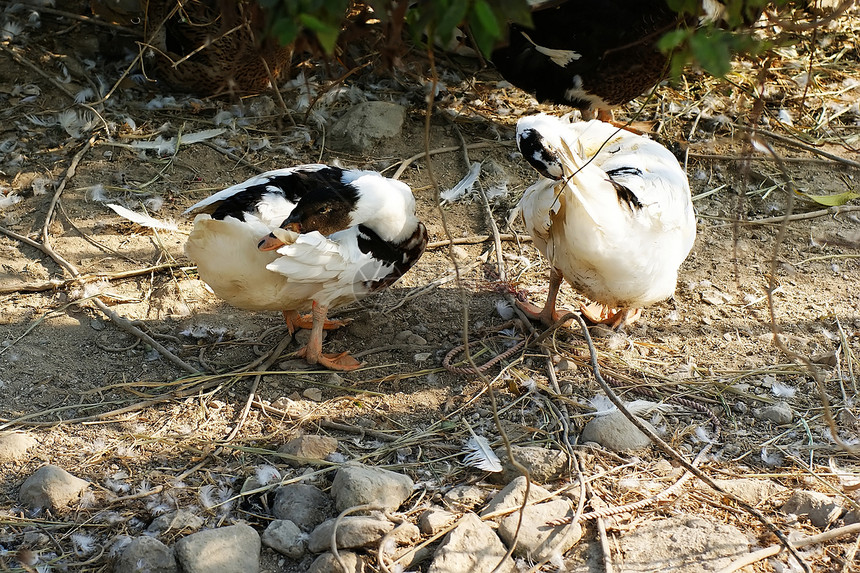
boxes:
[491,0,727,120]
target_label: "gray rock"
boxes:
[273,483,332,531]
[618,515,749,572]
[278,435,339,468]
[19,465,89,510]
[261,519,306,559]
[174,523,261,573]
[307,515,419,553]
[844,509,859,525]
[331,462,414,512]
[0,432,37,462]
[481,476,553,517]
[755,402,794,425]
[712,479,787,506]
[494,446,568,483]
[497,499,582,561]
[419,508,456,535]
[308,551,365,573]
[114,536,177,573]
[782,490,842,528]
[328,102,406,152]
[147,509,205,534]
[428,512,515,573]
[443,484,490,511]
[581,411,654,452]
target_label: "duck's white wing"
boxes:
[266,229,394,308]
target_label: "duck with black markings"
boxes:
[184,164,428,371]
[516,114,696,329]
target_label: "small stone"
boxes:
[414,352,432,362]
[494,446,569,484]
[308,551,365,573]
[114,536,177,573]
[406,333,427,346]
[701,289,732,305]
[261,519,306,559]
[481,476,553,517]
[20,465,89,510]
[147,509,205,535]
[428,512,515,573]
[395,330,413,342]
[451,246,470,261]
[0,432,38,462]
[555,359,576,372]
[174,523,260,573]
[782,490,842,528]
[307,515,418,553]
[443,484,490,511]
[498,499,582,561]
[580,410,654,452]
[273,483,332,531]
[278,435,339,468]
[713,479,786,506]
[331,462,414,513]
[618,515,749,572]
[303,388,323,402]
[90,318,105,331]
[419,508,456,535]
[328,101,406,152]
[754,402,793,425]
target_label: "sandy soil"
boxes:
[1,2,859,572]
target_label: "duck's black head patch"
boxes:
[518,128,564,180]
[280,184,360,236]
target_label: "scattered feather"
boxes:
[1,19,23,41]
[106,203,178,231]
[31,177,52,195]
[462,423,502,472]
[828,458,860,491]
[58,109,97,139]
[441,162,481,203]
[179,128,226,145]
[760,447,783,467]
[771,382,796,399]
[694,426,715,444]
[495,299,514,320]
[254,465,281,485]
[71,533,97,555]
[85,183,108,203]
[143,196,164,211]
[0,192,22,209]
[74,87,94,103]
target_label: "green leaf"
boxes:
[658,29,689,52]
[469,0,502,56]
[797,190,860,207]
[436,1,469,47]
[270,18,299,47]
[298,13,340,53]
[690,30,732,77]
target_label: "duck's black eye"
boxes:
[320,206,332,215]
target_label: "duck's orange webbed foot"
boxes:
[296,346,361,372]
[282,310,352,335]
[580,302,641,329]
[516,299,575,328]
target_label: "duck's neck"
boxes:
[348,178,419,245]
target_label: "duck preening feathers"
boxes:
[516,114,696,328]
[184,165,427,371]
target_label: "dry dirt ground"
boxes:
[1,2,860,572]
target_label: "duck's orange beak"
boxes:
[258,221,302,251]
[258,234,284,251]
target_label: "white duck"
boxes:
[184,164,427,371]
[516,114,696,328]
